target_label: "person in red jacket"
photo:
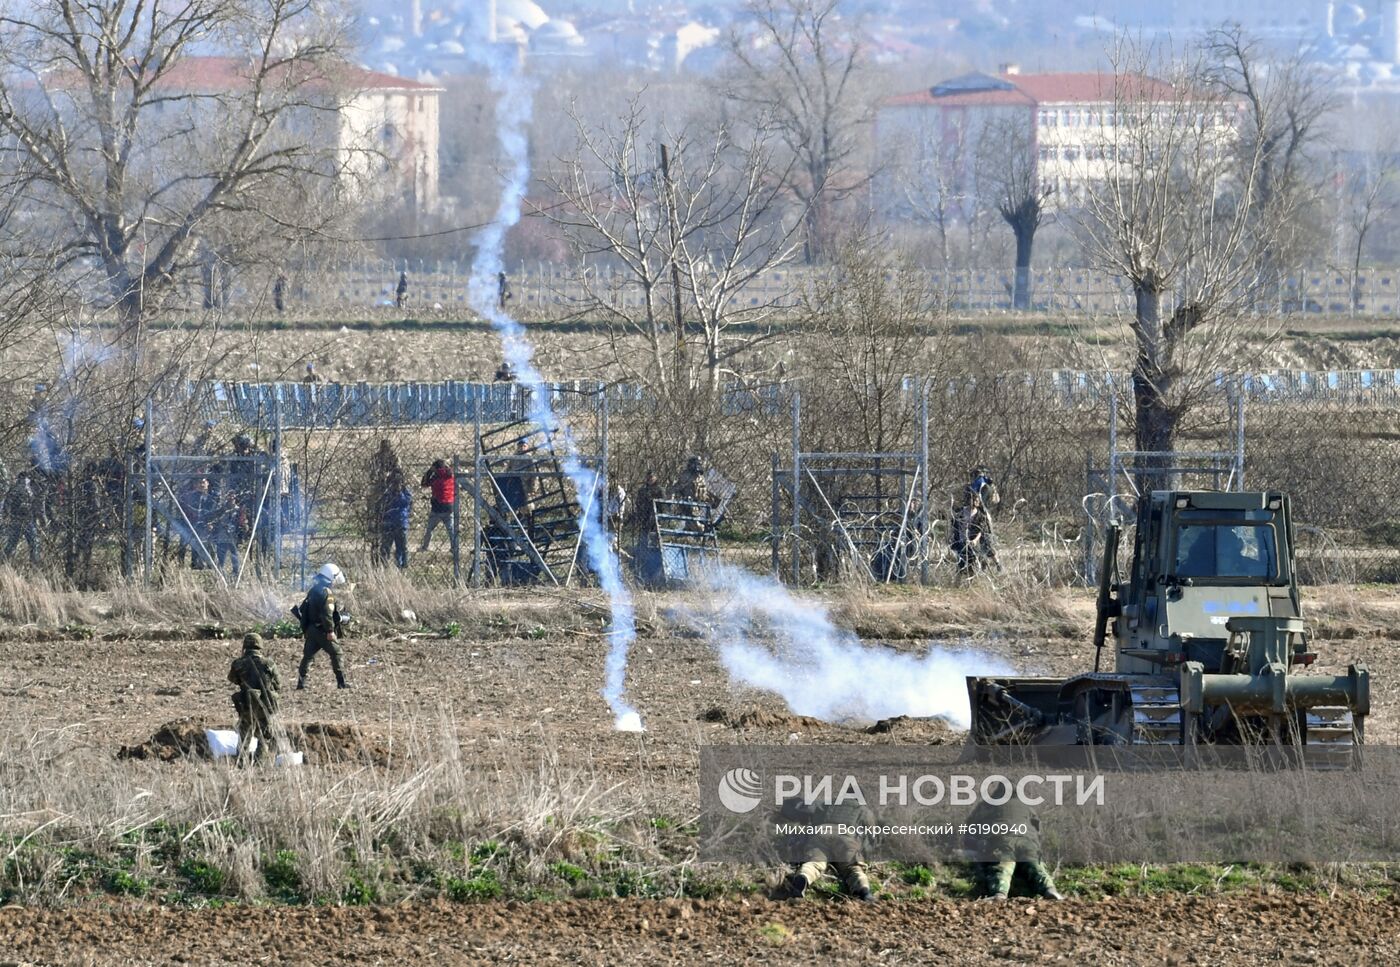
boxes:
[418,458,457,554]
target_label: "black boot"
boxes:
[784,873,808,899]
[296,675,307,690]
[335,672,351,690]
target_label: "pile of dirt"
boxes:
[865,714,960,743]
[117,718,209,762]
[292,722,394,767]
[117,719,393,766]
[697,706,830,731]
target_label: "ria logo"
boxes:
[717,768,763,814]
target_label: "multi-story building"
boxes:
[877,67,1177,214]
[159,57,444,211]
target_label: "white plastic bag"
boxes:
[205,729,253,758]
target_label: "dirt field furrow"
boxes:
[3,893,1398,966]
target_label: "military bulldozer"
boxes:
[968,491,1369,749]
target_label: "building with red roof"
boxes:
[877,67,1182,215]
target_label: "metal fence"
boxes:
[5,372,1400,589]
[133,255,1400,318]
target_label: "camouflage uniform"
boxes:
[951,493,998,574]
[781,800,875,901]
[228,634,281,761]
[672,464,713,506]
[296,578,349,689]
[672,457,719,535]
[967,787,1061,900]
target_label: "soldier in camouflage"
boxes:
[672,455,713,505]
[967,778,1063,900]
[294,562,351,690]
[672,455,720,536]
[780,798,875,902]
[951,486,999,575]
[228,633,281,761]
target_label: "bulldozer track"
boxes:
[1128,683,1184,745]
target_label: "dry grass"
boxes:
[0,566,88,627]
[0,702,691,906]
[0,565,606,641]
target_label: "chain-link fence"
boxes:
[5,372,1400,589]
[1247,398,1400,584]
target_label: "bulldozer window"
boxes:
[1175,523,1277,580]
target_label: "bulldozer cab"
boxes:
[1109,492,1300,676]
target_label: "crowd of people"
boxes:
[5,387,1003,584]
[167,426,290,578]
[356,436,737,581]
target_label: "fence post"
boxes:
[1083,450,1096,586]
[1107,380,1119,498]
[790,388,801,586]
[919,379,930,584]
[1235,376,1246,491]
[272,395,283,579]
[143,397,154,583]
[770,450,780,576]
[599,380,609,498]
[471,384,483,586]
[452,452,462,587]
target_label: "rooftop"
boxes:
[885,70,1175,108]
[152,56,445,94]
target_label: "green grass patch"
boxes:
[263,850,303,902]
[179,858,226,896]
[549,861,588,884]
[894,862,935,887]
[445,869,503,901]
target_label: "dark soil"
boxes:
[2,893,1397,965]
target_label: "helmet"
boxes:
[242,633,263,651]
[316,562,346,586]
[686,455,705,473]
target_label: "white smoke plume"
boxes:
[687,566,1013,728]
[468,37,643,732]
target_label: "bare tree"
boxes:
[978,114,1052,311]
[536,100,808,408]
[896,112,990,285]
[797,242,944,454]
[0,0,358,342]
[720,0,869,264]
[1205,25,1336,289]
[1334,143,1400,316]
[1075,37,1274,483]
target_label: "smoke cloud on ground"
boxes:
[683,566,1013,728]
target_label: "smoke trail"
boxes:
[469,43,643,731]
[685,566,1012,728]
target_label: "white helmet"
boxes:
[316,562,346,586]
